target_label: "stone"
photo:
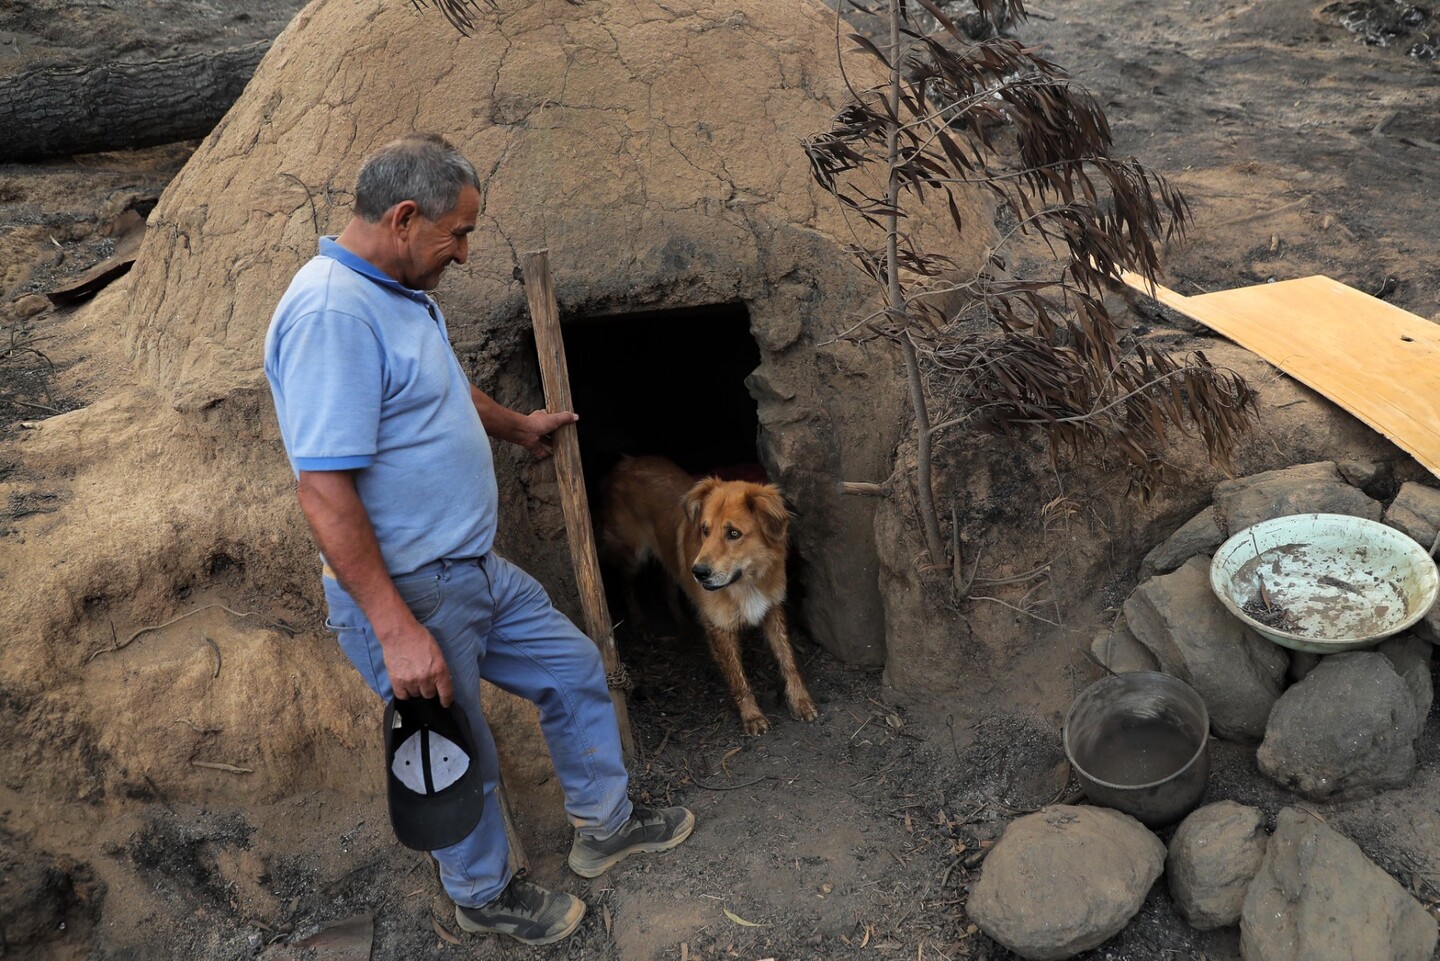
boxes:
[1240,808,1437,961]
[1090,615,1161,674]
[1123,557,1288,740]
[1139,507,1224,580]
[1337,458,1380,490]
[13,293,47,318]
[1378,634,1433,721]
[969,806,1165,961]
[1286,649,1321,684]
[1383,481,1440,551]
[1339,459,1396,499]
[1412,605,1440,647]
[1213,461,1382,534]
[1257,652,1420,800]
[1166,801,1267,930]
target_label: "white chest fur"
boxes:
[736,583,774,626]
[705,579,785,631]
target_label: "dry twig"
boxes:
[86,603,289,662]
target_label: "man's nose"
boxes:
[453,237,469,265]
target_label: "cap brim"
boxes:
[388,768,486,850]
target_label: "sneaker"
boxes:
[568,803,695,878]
[453,874,585,945]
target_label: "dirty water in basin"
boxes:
[1233,542,1407,639]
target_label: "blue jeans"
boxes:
[323,553,632,906]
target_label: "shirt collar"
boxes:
[318,236,434,306]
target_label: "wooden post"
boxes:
[495,776,530,874]
[521,249,637,761]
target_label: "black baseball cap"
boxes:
[383,696,485,851]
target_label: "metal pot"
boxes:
[1063,672,1211,828]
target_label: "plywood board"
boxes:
[1121,272,1440,477]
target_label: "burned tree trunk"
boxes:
[0,41,268,162]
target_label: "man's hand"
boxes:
[513,409,578,458]
[470,385,576,457]
[378,619,455,705]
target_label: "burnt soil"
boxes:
[3,0,1440,959]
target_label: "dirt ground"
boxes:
[3,0,1440,959]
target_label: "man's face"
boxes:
[395,185,480,290]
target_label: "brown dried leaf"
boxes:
[431,916,461,946]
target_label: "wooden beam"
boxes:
[521,249,637,761]
[496,775,529,874]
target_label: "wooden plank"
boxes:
[46,223,145,306]
[1121,271,1440,477]
[521,249,637,761]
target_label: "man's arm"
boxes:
[297,469,453,705]
[470,384,577,457]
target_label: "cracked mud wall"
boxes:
[101,0,989,666]
[2,0,994,838]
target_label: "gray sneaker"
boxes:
[453,874,585,945]
[568,803,695,878]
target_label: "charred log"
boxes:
[0,41,268,162]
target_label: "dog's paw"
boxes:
[790,697,819,722]
[742,712,771,735]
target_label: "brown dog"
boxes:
[599,454,818,734]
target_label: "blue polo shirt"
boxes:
[264,237,497,575]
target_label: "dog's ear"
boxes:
[748,485,790,543]
[684,478,721,524]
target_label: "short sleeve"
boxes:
[268,309,384,470]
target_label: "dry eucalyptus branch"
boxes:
[410,0,492,34]
[412,0,583,33]
[805,0,1256,569]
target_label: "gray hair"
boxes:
[353,133,481,222]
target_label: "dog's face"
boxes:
[682,479,789,591]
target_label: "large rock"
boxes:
[1287,649,1321,684]
[969,805,1165,961]
[1381,486,1440,647]
[1213,461,1381,534]
[1411,607,1440,647]
[1166,801,1267,930]
[1257,652,1420,800]
[1378,634,1434,721]
[1139,507,1225,580]
[1090,615,1161,674]
[1383,481,1440,549]
[1240,808,1437,961]
[1123,556,1288,740]
[1337,458,1382,492]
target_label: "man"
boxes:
[264,133,692,946]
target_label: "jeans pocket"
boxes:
[394,572,445,624]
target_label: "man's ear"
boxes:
[390,200,420,236]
